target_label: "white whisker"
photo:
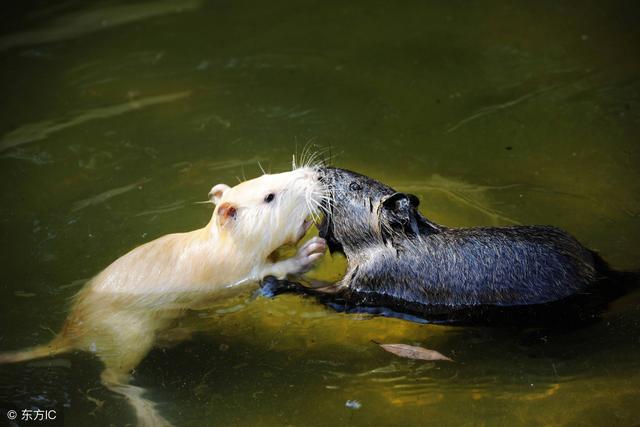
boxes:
[257,160,266,175]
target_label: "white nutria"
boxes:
[0,165,328,427]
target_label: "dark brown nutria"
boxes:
[261,167,636,325]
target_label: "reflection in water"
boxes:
[0,0,202,51]
[135,199,188,217]
[445,85,559,133]
[397,174,598,226]
[0,91,191,151]
[398,174,523,225]
[72,178,150,212]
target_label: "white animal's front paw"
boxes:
[293,236,327,274]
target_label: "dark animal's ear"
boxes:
[380,192,421,237]
[407,193,420,208]
[381,193,419,211]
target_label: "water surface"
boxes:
[1,1,639,426]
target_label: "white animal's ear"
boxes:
[209,184,230,205]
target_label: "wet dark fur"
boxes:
[262,167,636,325]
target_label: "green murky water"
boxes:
[1,1,639,426]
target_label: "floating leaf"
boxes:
[375,342,453,362]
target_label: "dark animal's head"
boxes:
[317,167,439,255]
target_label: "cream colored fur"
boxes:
[0,167,328,427]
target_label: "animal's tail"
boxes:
[591,251,640,302]
[0,336,72,364]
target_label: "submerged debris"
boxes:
[345,400,362,409]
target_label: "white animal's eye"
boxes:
[264,193,275,203]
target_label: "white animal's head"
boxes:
[209,167,327,256]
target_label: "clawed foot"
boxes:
[261,237,327,281]
[292,236,327,274]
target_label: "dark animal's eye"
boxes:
[349,181,362,191]
[264,193,275,203]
